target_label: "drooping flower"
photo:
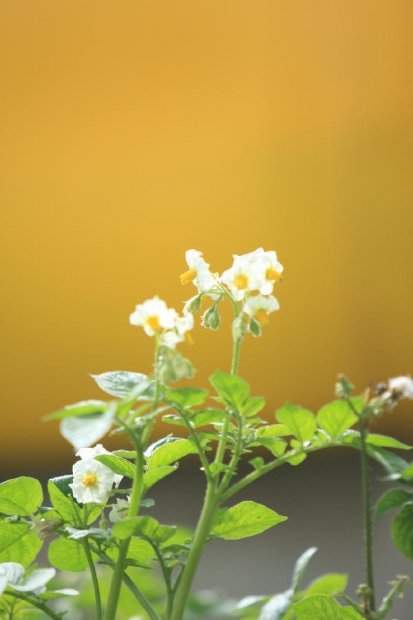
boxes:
[70,459,117,505]
[76,444,122,487]
[388,376,413,400]
[180,249,218,296]
[244,294,280,325]
[129,296,178,336]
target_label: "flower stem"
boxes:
[169,332,242,620]
[83,538,102,620]
[5,591,61,620]
[359,416,375,615]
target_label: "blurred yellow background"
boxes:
[1,1,413,466]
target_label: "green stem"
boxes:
[169,330,242,620]
[359,416,375,616]
[103,445,145,620]
[83,538,102,620]
[104,340,161,620]
[169,484,218,620]
[5,590,61,620]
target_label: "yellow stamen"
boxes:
[266,267,282,282]
[146,315,161,331]
[185,332,194,345]
[180,268,197,285]
[234,274,248,290]
[256,309,270,326]
[82,474,98,488]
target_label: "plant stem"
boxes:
[83,538,102,620]
[359,416,375,615]
[104,340,161,620]
[169,483,218,620]
[103,444,145,620]
[169,331,242,620]
[5,591,61,620]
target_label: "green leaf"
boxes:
[91,371,151,398]
[48,480,78,524]
[107,537,155,568]
[192,409,227,427]
[211,501,287,540]
[113,516,175,544]
[60,406,114,450]
[366,434,412,450]
[243,397,266,417]
[375,488,413,518]
[145,437,197,470]
[45,400,107,421]
[0,478,43,516]
[254,437,287,457]
[301,574,348,598]
[209,371,250,411]
[48,537,88,572]
[95,454,135,478]
[166,387,209,408]
[143,465,177,490]
[392,504,413,559]
[294,595,359,619]
[317,400,358,439]
[276,404,316,443]
[0,523,42,567]
[257,424,290,438]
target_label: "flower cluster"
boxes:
[181,247,283,335]
[70,444,121,505]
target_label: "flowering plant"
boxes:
[0,248,412,620]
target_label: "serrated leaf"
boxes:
[0,478,43,516]
[60,407,114,450]
[392,504,413,559]
[95,454,135,478]
[145,437,197,470]
[0,523,42,567]
[48,537,88,572]
[91,371,151,398]
[211,501,287,540]
[243,397,266,417]
[45,400,107,421]
[375,488,413,518]
[143,465,177,490]
[166,387,208,408]
[209,371,250,411]
[276,404,316,443]
[317,401,358,439]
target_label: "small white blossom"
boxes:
[70,459,116,505]
[76,444,122,487]
[388,376,413,400]
[180,249,218,296]
[244,294,280,325]
[129,297,178,336]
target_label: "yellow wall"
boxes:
[1,1,413,464]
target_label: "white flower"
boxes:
[244,294,280,325]
[221,248,283,300]
[180,249,218,296]
[76,444,122,488]
[129,297,178,336]
[162,312,194,349]
[70,459,117,505]
[388,376,413,400]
